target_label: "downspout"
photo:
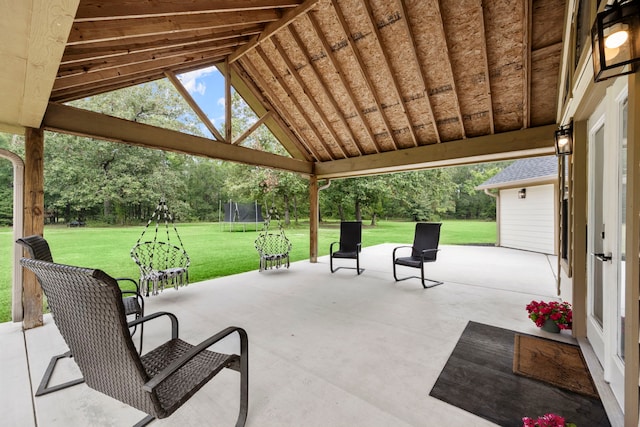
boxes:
[483,189,500,247]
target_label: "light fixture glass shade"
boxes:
[555,123,573,156]
[592,0,640,82]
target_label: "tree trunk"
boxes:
[371,212,377,226]
[284,194,290,225]
[338,205,345,222]
[355,200,362,221]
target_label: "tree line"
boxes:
[0,80,504,227]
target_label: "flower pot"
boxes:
[541,319,560,333]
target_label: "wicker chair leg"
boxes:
[133,414,155,427]
[35,351,85,396]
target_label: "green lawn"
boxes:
[0,220,495,323]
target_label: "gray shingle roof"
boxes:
[477,156,557,189]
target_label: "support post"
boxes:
[571,120,588,338]
[309,175,318,263]
[22,127,45,329]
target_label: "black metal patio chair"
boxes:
[329,221,363,274]
[16,234,145,396]
[392,222,443,288]
[20,258,249,427]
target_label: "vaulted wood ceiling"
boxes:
[14,0,566,178]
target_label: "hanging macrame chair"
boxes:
[130,198,190,296]
[254,204,291,271]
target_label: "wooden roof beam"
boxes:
[360,0,418,147]
[331,2,400,150]
[233,111,272,145]
[523,0,532,128]
[287,26,365,155]
[478,1,495,134]
[165,70,225,142]
[254,46,338,160]
[229,0,320,63]
[398,0,440,143]
[42,102,313,175]
[305,12,382,153]
[271,35,349,157]
[75,0,303,21]
[62,25,264,63]
[315,124,557,179]
[68,10,281,44]
[436,0,466,139]
[236,59,321,161]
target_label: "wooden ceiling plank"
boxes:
[68,10,281,44]
[62,25,264,63]
[523,0,532,129]
[76,0,302,21]
[51,57,223,102]
[165,70,225,142]
[315,124,557,179]
[436,0,466,139]
[229,0,320,64]
[255,45,338,160]
[271,35,349,158]
[54,47,235,91]
[360,0,418,147]
[287,26,365,155]
[42,102,313,175]
[233,111,272,145]
[478,1,495,134]
[398,0,440,143]
[237,58,322,161]
[305,12,382,153]
[59,39,249,77]
[331,2,399,150]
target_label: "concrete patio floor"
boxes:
[0,244,619,426]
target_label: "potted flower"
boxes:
[522,413,576,427]
[525,300,572,333]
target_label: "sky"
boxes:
[176,66,227,133]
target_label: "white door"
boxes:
[587,80,627,408]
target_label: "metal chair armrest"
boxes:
[330,241,340,253]
[419,248,440,260]
[128,311,178,340]
[392,245,413,259]
[143,326,248,392]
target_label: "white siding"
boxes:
[499,184,555,254]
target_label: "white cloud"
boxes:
[217,97,226,107]
[177,66,219,96]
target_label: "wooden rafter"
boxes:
[61,25,264,64]
[523,0,532,129]
[227,60,314,161]
[436,0,466,139]
[68,10,281,44]
[165,70,225,142]
[477,1,495,134]
[224,58,232,142]
[360,0,418,147]
[398,0,440,143]
[305,12,383,153]
[229,0,320,63]
[233,111,272,145]
[287,25,367,155]
[238,58,323,161]
[75,0,303,20]
[271,35,349,158]
[254,45,338,160]
[58,38,249,78]
[331,2,399,150]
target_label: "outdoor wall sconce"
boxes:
[518,189,527,199]
[554,122,573,156]
[591,0,640,82]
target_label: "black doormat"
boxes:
[429,321,610,427]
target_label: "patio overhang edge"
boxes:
[42,102,313,175]
[314,125,557,179]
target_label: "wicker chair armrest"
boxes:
[392,245,413,258]
[143,326,248,392]
[128,312,178,340]
[419,248,440,260]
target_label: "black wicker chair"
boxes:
[329,221,363,274]
[392,223,443,288]
[16,234,145,396]
[20,258,249,427]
